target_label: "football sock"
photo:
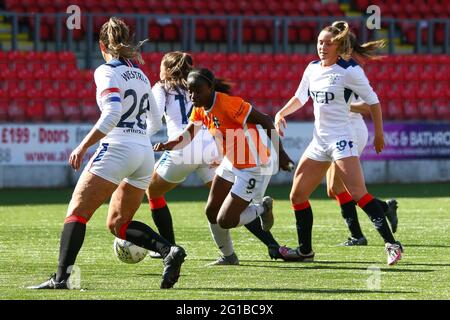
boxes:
[336,192,364,239]
[375,198,389,213]
[244,218,279,247]
[358,194,396,244]
[237,203,265,226]
[120,220,172,257]
[293,201,313,255]
[149,197,175,244]
[209,223,234,256]
[56,215,87,282]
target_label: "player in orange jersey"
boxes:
[154,68,294,264]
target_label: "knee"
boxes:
[205,204,219,224]
[217,215,236,229]
[290,192,307,206]
[106,216,129,238]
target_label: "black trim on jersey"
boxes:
[344,88,353,103]
[354,93,359,100]
[310,60,320,64]
[336,58,359,69]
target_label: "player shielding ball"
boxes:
[29,17,185,290]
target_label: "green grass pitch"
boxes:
[0,183,449,300]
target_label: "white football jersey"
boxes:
[295,58,378,142]
[94,58,161,146]
[152,82,216,151]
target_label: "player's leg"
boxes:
[108,181,186,288]
[204,175,238,265]
[326,163,366,246]
[28,170,118,289]
[146,171,179,245]
[285,156,330,259]
[334,156,402,265]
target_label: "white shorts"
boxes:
[216,158,271,203]
[155,150,218,184]
[350,118,368,155]
[304,135,360,162]
[87,142,154,190]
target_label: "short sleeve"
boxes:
[151,83,167,117]
[346,66,379,105]
[94,65,120,96]
[294,65,311,105]
[189,107,204,126]
[231,100,252,126]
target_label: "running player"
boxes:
[28,17,185,290]
[154,68,294,265]
[147,52,288,264]
[274,21,403,265]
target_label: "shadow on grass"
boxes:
[2,182,450,205]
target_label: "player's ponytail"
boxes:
[188,68,233,95]
[99,17,148,64]
[324,21,387,63]
[160,51,194,92]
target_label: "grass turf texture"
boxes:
[0,183,449,300]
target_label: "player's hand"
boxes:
[374,133,384,154]
[69,144,87,171]
[153,143,166,152]
[274,112,287,137]
[279,149,295,172]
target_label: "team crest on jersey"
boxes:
[213,116,220,128]
[328,73,341,85]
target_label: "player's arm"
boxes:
[350,101,371,115]
[275,66,310,137]
[246,108,294,172]
[70,68,122,171]
[153,122,201,151]
[347,66,384,154]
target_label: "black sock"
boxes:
[293,202,313,254]
[340,201,364,239]
[244,218,279,247]
[359,195,395,244]
[152,205,175,245]
[124,221,172,256]
[375,198,389,213]
[56,220,86,282]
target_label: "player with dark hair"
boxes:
[147,53,290,264]
[154,68,295,265]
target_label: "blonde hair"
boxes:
[323,21,387,62]
[99,17,148,64]
[160,51,194,92]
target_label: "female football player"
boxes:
[154,68,294,265]
[147,52,289,264]
[274,21,403,265]
[29,17,185,290]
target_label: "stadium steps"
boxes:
[0,19,34,50]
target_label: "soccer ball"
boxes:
[113,237,148,264]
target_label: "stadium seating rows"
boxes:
[4,0,448,44]
[0,51,449,123]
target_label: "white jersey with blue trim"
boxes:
[152,82,216,152]
[94,58,161,146]
[295,58,378,142]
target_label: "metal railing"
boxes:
[1,11,448,68]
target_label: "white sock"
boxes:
[237,203,264,226]
[209,223,234,256]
